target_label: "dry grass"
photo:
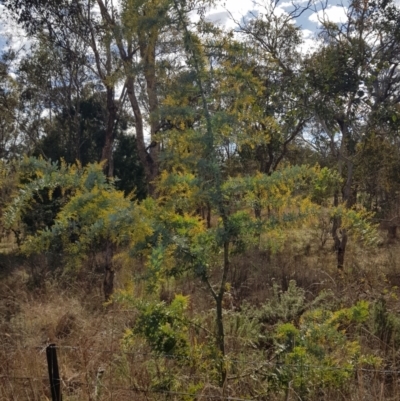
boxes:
[1,229,400,400]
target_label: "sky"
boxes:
[204,0,348,29]
[0,0,350,57]
[202,0,350,54]
[3,0,400,56]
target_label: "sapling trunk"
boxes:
[103,240,114,301]
[332,191,347,270]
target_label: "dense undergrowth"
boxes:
[1,230,400,401]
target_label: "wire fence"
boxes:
[3,343,400,374]
[1,344,400,374]
[0,342,400,401]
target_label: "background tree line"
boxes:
[1,0,399,263]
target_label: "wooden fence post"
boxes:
[46,344,62,401]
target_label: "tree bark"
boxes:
[139,28,160,181]
[100,85,117,177]
[332,118,354,270]
[125,77,155,194]
[96,0,160,192]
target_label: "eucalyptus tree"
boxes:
[15,33,97,162]
[305,0,400,268]
[0,52,21,158]
[69,0,197,187]
[4,0,207,191]
[2,1,128,179]
[360,0,400,221]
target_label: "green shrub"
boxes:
[271,301,381,399]
[124,294,190,358]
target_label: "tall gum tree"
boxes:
[3,0,186,188]
[96,0,195,191]
[3,0,122,176]
[0,53,20,158]
[306,0,400,269]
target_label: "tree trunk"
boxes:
[206,203,211,228]
[215,293,226,386]
[254,196,262,219]
[215,240,230,387]
[334,229,347,270]
[204,241,229,387]
[331,118,355,270]
[103,240,114,301]
[139,29,160,181]
[388,225,397,241]
[101,85,117,177]
[332,190,347,270]
[126,77,155,194]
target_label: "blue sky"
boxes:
[203,0,350,54]
[204,1,349,30]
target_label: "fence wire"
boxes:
[1,344,400,374]
[0,343,399,400]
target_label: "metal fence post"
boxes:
[46,344,62,401]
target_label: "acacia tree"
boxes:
[234,2,313,176]
[2,158,138,300]
[145,0,344,387]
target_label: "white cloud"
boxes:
[279,0,315,9]
[206,0,290,30]
[302,29,314,39]
[205,11,230,25]
[309,5,348,25]
[279,1,295,9]
[299,28,319,54]
[206,0,259,29]
[203,0,322,55]
[220,0,256,16]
